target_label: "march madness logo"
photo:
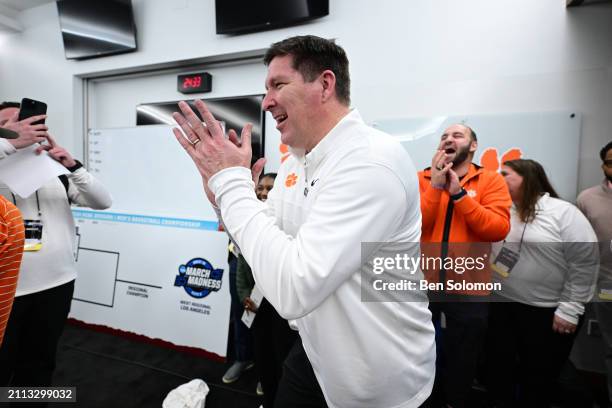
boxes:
[174,258,224,299]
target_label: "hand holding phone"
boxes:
[0,98,49,148]
[18,98,47,126]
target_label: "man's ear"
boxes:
[469,139,478,153]
[319,69,337,102]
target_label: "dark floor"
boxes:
[51,323,261,408]
[16,322,607,408]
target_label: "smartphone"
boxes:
[18,98,47,125]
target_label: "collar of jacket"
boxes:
[288,109,360,169]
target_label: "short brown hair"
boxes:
[264,35,351,106]
[0,101,20,111]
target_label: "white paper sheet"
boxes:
[0,145,69,198]
[241,285,264,329]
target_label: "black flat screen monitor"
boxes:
[215,0,329,35]
[136,95,265,163]
[57,0,137,60]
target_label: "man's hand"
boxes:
[173,100,252,179]
[446,168,462,196]
[430,149,452,188]
[173,100,266,206]
[226,127,267,186]
[552,314,577,335]
[1,111,48,149]
[35,134,77,168]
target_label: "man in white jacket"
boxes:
[0,101,112,389]
[173,36,436,408]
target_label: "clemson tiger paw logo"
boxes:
[479,147,522,171]
[285,173,298,187]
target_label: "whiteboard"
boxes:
[372,111,581,201]
[88,125,216,220]
[70,125,232,357]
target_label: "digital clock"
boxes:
[177,72,212,94]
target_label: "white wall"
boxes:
[1,0,611,191]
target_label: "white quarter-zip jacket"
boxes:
[0,139,112,296]
[209,110,436,408]
[492,193,598,324]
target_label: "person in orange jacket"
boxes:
[0,196,24,347]
[0,127,25,347]
[418,124,511,408]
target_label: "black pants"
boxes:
[0,280,75,393]
[253,299,298,408]
[274,337,327,408]
[426,301,489,408]
[486,302,578,408]
[595,301,612,404]
[228,256,253,362]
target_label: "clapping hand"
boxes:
[431,149,462,194]
[173,100,265,206]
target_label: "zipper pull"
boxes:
[304,158,309,196]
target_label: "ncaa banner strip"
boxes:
[72,209,219,231]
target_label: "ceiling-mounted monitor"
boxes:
[56,0,138,60]
[215,0,329,35]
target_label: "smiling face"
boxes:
[256,175,275,202]
[438,124,477,166]
[262,55,323,150]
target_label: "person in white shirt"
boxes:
[172,35,436,408]
[488,158,598,408]
[0,101,112,389]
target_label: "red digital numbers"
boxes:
[182,76,202,89]
[178,72,210,94]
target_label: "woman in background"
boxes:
[488,158,598,408]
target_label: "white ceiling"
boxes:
[0,0,54,32]
[0,0,54,12]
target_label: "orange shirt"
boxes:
[418,164,512,295]
[0,196,24,345]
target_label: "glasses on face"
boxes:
[604,160,612,167]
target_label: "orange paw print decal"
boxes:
[479,147,522,171]
[285,173,298,187]
[280,144,290,163]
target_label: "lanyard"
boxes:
[11,191,42,217]
[503,222,527,253]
